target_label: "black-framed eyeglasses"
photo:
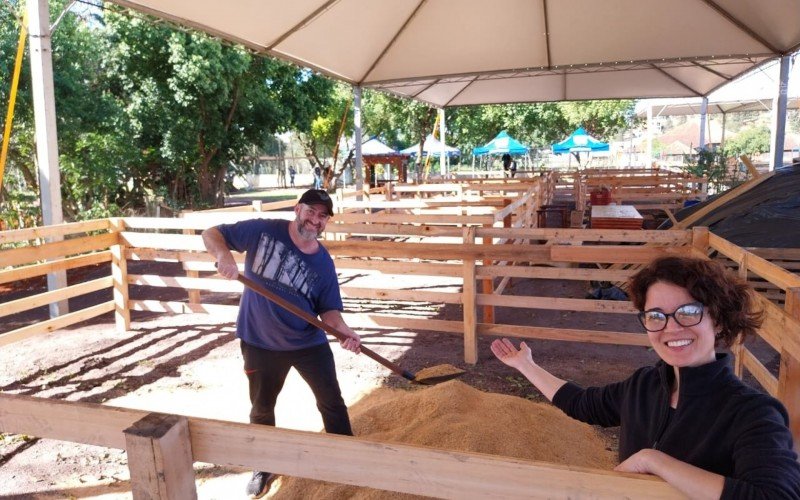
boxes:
[637,302,704,332]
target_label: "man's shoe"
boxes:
[246,471,276,499]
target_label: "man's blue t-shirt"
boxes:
[217,218,342,351]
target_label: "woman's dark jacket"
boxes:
[552,353,800,499]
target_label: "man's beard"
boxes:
[295,218,322,240]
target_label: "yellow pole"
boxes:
[423,113,440,180]
[325,99,350,189]
[0,11,28,189]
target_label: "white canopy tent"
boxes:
[636,56,799,163]
[101,0,800,181]
[23,0,800,311]
[106,0,800,107]
[636,58,800,118]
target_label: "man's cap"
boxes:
[298,189,334,216]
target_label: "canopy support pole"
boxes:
[721,112,727,151]
[438,108,446,178]
[769,54,791,171]
[353,85,363,196]
[698,97,708,151]
[27,0,68,317]
[646,105,653,167]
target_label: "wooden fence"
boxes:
[1,201,799,498]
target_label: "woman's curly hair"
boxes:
[628,255,763,347]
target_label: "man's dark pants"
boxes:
[240,340,352,436]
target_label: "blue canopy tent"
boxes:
[551,127,610,167]
[472,130,529,156]
[472,130,530,176]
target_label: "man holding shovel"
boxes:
[202,189,361,498]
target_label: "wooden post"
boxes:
[110,218,130,332]
[183,228,201,305]
[778,287,800,449]
[462,226,478,364]
[732,254,748,377]
[481,223,494,324]
[124,413,197,500]
[385,182,393,214]
[690,227,710,258]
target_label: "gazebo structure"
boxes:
[359,136,410,187]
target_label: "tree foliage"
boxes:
[723,125,771,159]
[1,1,335,225]
[102,11,334,208]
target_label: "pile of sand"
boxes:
[272,380,616,499]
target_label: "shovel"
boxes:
[236,274,464,385]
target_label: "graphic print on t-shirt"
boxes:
[251,232,318,298]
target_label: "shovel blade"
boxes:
[411,364,466,385]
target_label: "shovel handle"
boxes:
[236,275,416,381]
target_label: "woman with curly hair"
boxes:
[492,255,800,499]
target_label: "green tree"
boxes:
[103,10,334,208]
[1,1,133,224]
[724,125,771,159]
[557,100,634,139]
[300,82,352,169]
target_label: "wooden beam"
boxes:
[0,276,112,318]
[0,251,111,285]
[0,394,682,499]
[0,301,115,347]
[673,171,775,229]
[129,300,238,316]
[476,295,638,314]
[341,287,461,304]
[0,218,111,245]
[0,232,118,268]
[739,347,778,396]
[476,324,652,347]
[128,274,243,293]
[739,155,760,179]
[120,232,205,252]
[548,245,687,264]
[477,227,692,245]
[477,264,634,282]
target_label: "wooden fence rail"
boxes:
[0,393,682,499]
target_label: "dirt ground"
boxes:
[0,186,660,498]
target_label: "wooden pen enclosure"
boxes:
[1,179,799,498]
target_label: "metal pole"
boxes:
[770,54,791,171]
[646,105,653,167]
[438,108,446,177]
[698,97,708,151]
[721,112,727,151]
[28,0,68,317]
[353,85,363,194]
